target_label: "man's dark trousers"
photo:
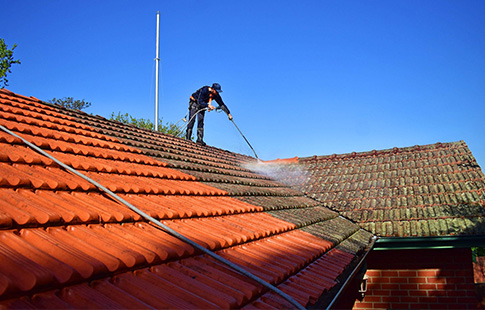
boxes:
[186,102,206,143]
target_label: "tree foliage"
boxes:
[110,112,183,137]
[0,38,21,88]
[472,247,485,263]
[49,97,92,111]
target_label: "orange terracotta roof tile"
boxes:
[0,88,374,309]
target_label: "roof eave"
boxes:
[313,235,378,309]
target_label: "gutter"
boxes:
[326,234,378,310]
[374,235,485,250]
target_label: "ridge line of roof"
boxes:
[1,88,257,165]
[300,141,467,162]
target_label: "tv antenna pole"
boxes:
[154,11,160,131]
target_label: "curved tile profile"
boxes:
[0,88,373,309]
[268,142,485,237]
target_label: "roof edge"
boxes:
[322,235,378,309]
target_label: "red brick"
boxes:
[374,277,390,283]
[381,270,399,277]
[379,277,391,283]
[400,284,418,290]
[418,283,437,290]
[373,303,391,309]
[426,277,446,284]
[381,283,400,290]
[401,296,419,303]
[418,270,438,277]
[436,283,456,290]
[408,277,427,284]
[352,302,368,309]
[373,290,393,296]
[392,303,410,309]
[399,270,417,277]
[391,277,409,284]
[419,296,438,303]
[381,296,400,303]
[427,289,446,297]
[362,296,382,303]
[436,297,457,303]
[366,270,381,277]
[410,303,428,309]
[445,290,468,297]
[409,289,429,297]
[392,290,411,296]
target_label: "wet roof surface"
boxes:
[0,89,373,309]
[271,142,485,237]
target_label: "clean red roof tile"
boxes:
[0,88,373,309]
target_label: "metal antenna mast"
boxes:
[154,11,160,131]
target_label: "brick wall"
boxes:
[353,248,477,309]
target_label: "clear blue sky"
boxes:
[2,0,484,167]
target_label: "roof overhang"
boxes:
[374,235,485,250]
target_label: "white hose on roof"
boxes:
[0,123,306,310]
[176,107,209,136]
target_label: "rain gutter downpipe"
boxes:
[326,234,378,310]
[0,124,306,310]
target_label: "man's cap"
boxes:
[212,83,222,93]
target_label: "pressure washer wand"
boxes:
[230,119,259,159]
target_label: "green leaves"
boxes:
[0,38,21,88]
[473,247,485,263]
[109,112,183,138]
[49,97,92,110]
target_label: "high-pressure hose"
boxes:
[176,107,209,136]
[0,123,305,310]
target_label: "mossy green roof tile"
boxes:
[266,141,485,237]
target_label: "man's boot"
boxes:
[186,128,192,141]
[196,128,206,146]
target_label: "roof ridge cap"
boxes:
[300,141,466,162]
[261,157,299,164]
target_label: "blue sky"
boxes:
[2,0,484,166]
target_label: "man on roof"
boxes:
[186,83,232,146]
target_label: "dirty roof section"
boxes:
[0,89,373,309]
[268,142,485,237]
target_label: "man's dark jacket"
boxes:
[191,86,230,115]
